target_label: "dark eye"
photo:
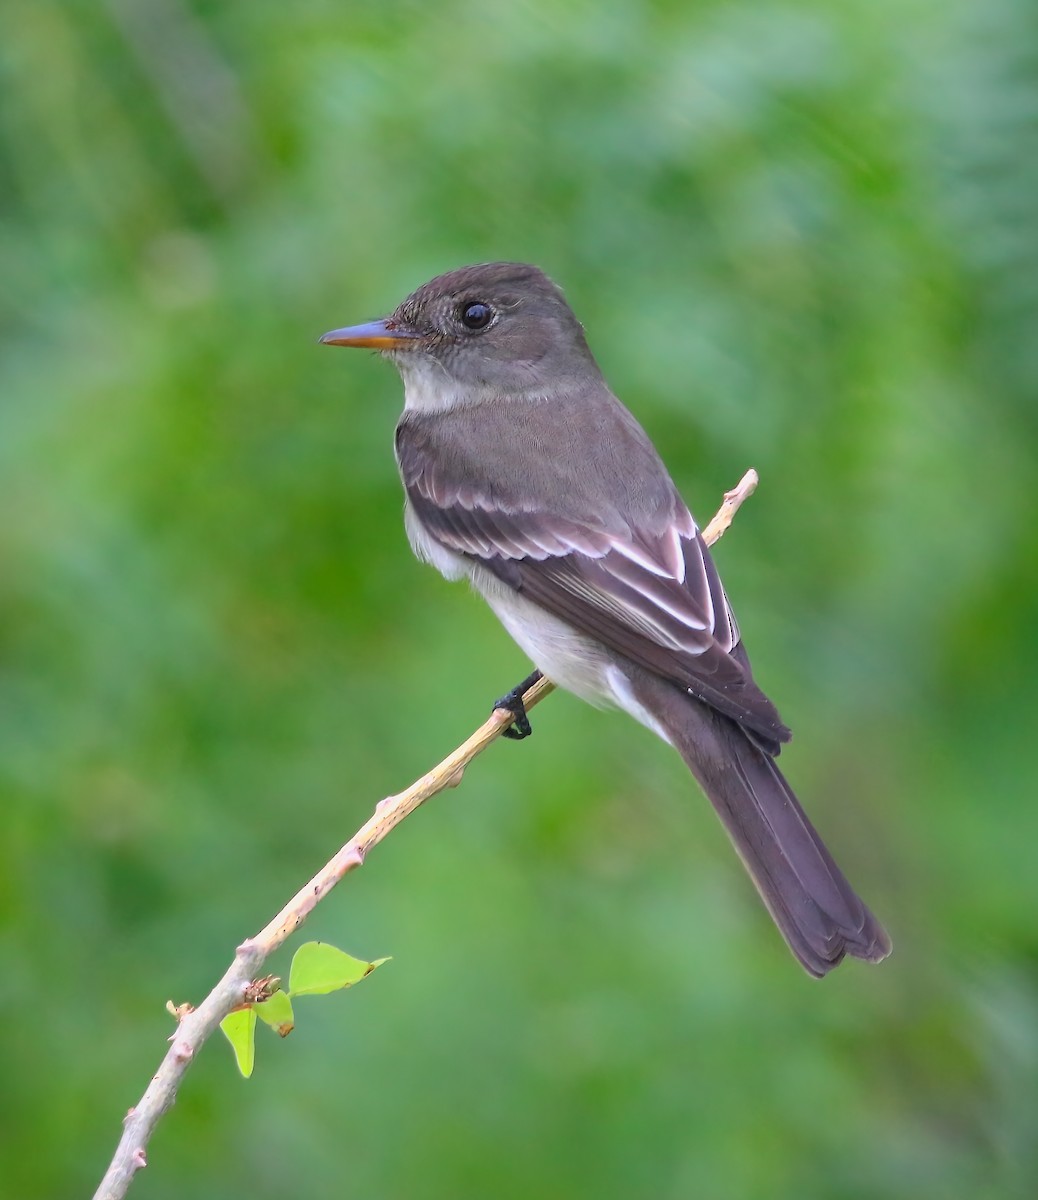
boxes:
[459,301,493,330]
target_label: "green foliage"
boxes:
[253,990,294,1036]
[286,941,388,997]
[220,1008,257,1079]
[1,1,1037,1198]
[220,943,387,1076]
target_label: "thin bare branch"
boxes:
[92,471,758,1200]
[700,468,758,546]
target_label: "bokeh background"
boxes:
[3,1,1037,1197]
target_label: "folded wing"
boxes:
[399,418,790,752]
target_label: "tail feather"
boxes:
[633,675,890,977]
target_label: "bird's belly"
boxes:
[475,576,614,707]
[480,579,673,743]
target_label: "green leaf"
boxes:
[287,942,388,997]
[220,1008,257,1078]
[254,989,295,1037]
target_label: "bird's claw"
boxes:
[492,670,542,740]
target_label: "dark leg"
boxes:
[493,670,543,740]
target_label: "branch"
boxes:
[92,469,759,1200]
[701,468,758,545]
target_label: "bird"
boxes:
[320,261,890,977]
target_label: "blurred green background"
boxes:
[2,1,1037,1197]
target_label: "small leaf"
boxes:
[288,942,388,997]
[220,1008,257,1078]
[255,990,295,1037]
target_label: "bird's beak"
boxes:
[318,318,421,350]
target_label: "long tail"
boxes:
[631,675,891,977]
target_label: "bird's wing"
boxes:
[396,415,790,751]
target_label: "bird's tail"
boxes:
[631,675,891,976]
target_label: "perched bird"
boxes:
[321,262,890,976]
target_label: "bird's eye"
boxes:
[459,301,493,330]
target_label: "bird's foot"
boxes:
[493,670,543,740]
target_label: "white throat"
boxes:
[393,352,466,413]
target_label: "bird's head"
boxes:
[320,262,600,409]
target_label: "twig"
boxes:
[701,468,758,546]
[92,471,759,1200]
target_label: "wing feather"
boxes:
[396,410,789,749]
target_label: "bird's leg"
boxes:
[493,670,543,740]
